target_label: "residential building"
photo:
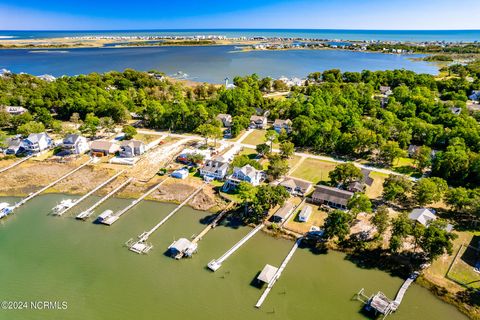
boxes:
[273,119,293,134]
[119,140,145,158]
[379,86,393,96]
[199,159,229,180]
[409,208,453,232]
[3,106,27,115]
[249,115,268,129]
[62,134,89,155]
[469,90,480,101]
[5,138,24,155]
[279,177,312,196]
[347,169,374,193]
[89,140,120,156]
[23,132,52,153]
[272,202,294,223]
[216,114,232,127]
[223,164,264,190]
[407,144,420,157]
[311,185,354,209]
[298,205,313,222]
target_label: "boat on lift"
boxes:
[51,199,76,215]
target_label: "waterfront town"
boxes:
[0,59,479,318]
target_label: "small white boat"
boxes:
[52,199,76,215]
[0,202,13,219]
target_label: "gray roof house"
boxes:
[5,138,24,155]
[272,202,294,223]
[23,132,52,153]
[62,134,89,155]
[273,119,293,134]
[249,115,268,129]
[4,106,27,115]
[90,140,120,156]
[200,159,229,180]
[409,208,437,226]
[311,185,354,209]
[119,140,145,158]
[279,177,312,196]
[216,114,232,127]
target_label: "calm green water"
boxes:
[0,194,466,320]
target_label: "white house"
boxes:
[62,134,89,155]
[119,140,145,158]
[273,119,293,134]
[4,106,28,115]
[199,159,229,180]
[23,132,52,153]
[298,205,313,222]
[249,115,268,129]
[223,164,263,190]
[216,114,232,127]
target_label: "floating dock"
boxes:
[255,238,301,308]
[207,223,265,272]
[12,159,93,211]
[127,183,206,254]
[54,170,125,216]
[355,272,419,318]
[76,177,133,220]
[100,178,170,225]
[0,155,33,174]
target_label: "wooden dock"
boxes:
[255,238,301,308]
[13,159,93,211]
[207,223,265,272]
[54,170,125,216]
[127,183,206,254]
[0,155,33,174]
[191,202,233,244]
[101,178,169,225]
[391,272,419,310]
[76,177,133,220]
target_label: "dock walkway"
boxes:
[255,238,301,308]
[0,155,33,174]
[55,170,125,216]
[13,159,92,210]
[76,177,133,220]
[192,202,233,244]
[127,183,206,254]
[101,178,169,225]
[207,223,265,271]
[391,272,419,310]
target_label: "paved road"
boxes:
[137,129,417,181]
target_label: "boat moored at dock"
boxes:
[0,202,14,219]
[51,199,76,215]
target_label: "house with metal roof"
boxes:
[298,205,313,222]
[272,202,294,223]
[311,185,354,209]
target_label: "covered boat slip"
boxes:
[257,264,279,284]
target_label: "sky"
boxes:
[0,0,479,30]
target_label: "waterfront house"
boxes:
[249,115,268,129]
[171,168,189,179]
[216,114,232,127]
[5,138,24,155]
[311,185,354,209]
[273,119,293,134]
[272,202,294,223]
[199,159,229,180]
[89,140,120,156]
[298,205,313,222]
[3,106,27,115]
[279,177,312,196]
[119,140,145,158]
[62,134,89,155]
[23,132,52,153]
[224,164,264,190]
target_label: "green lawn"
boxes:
[290,158,337,184]
[242,129,280,149]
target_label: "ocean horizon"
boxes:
[0,28,479,42]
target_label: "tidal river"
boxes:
[0,194,466,320]
[0,45,438,83]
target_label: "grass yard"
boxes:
[134,133,161,144]
[239,147,257,159]
[285,204,328,234]
[446,233,480,289]
[365,171,388,199]
[242,129,280,149]
[290,158,337,184]
[392,157,422,177]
